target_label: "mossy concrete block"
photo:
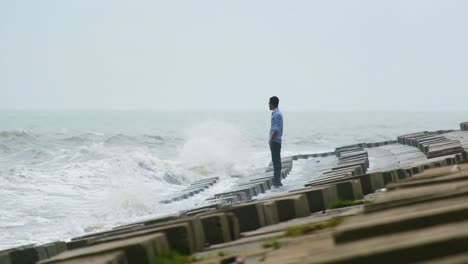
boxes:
[39,233,168,264]
[222,202,266,232]
[262,201,279,226]
[49,251,127,264]
[336,180,363,201]
[270,194,310,222]
[198,213,232,246]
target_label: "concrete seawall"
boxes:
[3,122,468,263]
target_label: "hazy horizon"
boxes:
[2,1,467,111]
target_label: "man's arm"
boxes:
[270,114,280,147]
[270,131,278,147]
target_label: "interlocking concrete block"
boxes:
[72,222,193,255]
[198,213,234,246]
[309,221,468,264]
[334,196,468,245]
[290,185,338,213]
[1,245,38,264]
[263,201,279,226]
[460,122,468,131]
[48,251,127,264]
[221,201,266,232]
[358,173,385,195]
[226,212,241,241]
[336,180,363,201]
[364,180,468,213]
[417,251,468,264]
[0,253,11,264]
[268,194,310,222]
[40,233,168,264]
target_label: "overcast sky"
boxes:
[1,1,467,111]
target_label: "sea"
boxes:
[0,110,466,250]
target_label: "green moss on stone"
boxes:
[330,199,371,209]
[285,217,343,237]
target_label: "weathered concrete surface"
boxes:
[221,201,266,232]
[198,212,239,246]
[0,245,38,264]
[0,253,11,264]
[48,251,127,264]
[334,196,468,244]
[288,185,338,213]
[307,220,468,264]
[365,180,468,213]
[68,222,194,255]
[270,194,310,222]
[40,233,168,264]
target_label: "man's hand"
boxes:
[270,131,278,148]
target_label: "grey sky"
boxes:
[1,1,467,111]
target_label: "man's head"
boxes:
[269,96,279,110]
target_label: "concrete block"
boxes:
[0,256,10,264]
[290,186,338,213]
[358,172,385,195]
[364,181,468,213]
[418,251,468,264]
[2,245,38,264]
[309,221,468,264]
[222,202,266,232]
[199,213,233,246]
[214,186,257,200]
[387,170,468,191]
[334,196,468,244]
[270,194,310,222]
[48,251,127,264]
[74,222,194,255]
[382,171,398,185]
[0,253,11,264]
[226,212,241,241]
[262,201,279,226]
[40,233,168,264]
[336,180,363,201]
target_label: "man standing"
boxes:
[269,96,283,187]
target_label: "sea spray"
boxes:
[178,121,255,179]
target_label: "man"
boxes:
[269,96,283,187]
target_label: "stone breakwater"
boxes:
[2,122,468,263]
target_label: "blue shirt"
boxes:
[270,108,283,144]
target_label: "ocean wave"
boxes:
[0,130,35,138]
[142,134,165,141]
[0,130,36,138]
[0,144,10,153]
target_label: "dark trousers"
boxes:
[270,142,282,186]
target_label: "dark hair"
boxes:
[269,96,279,107]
